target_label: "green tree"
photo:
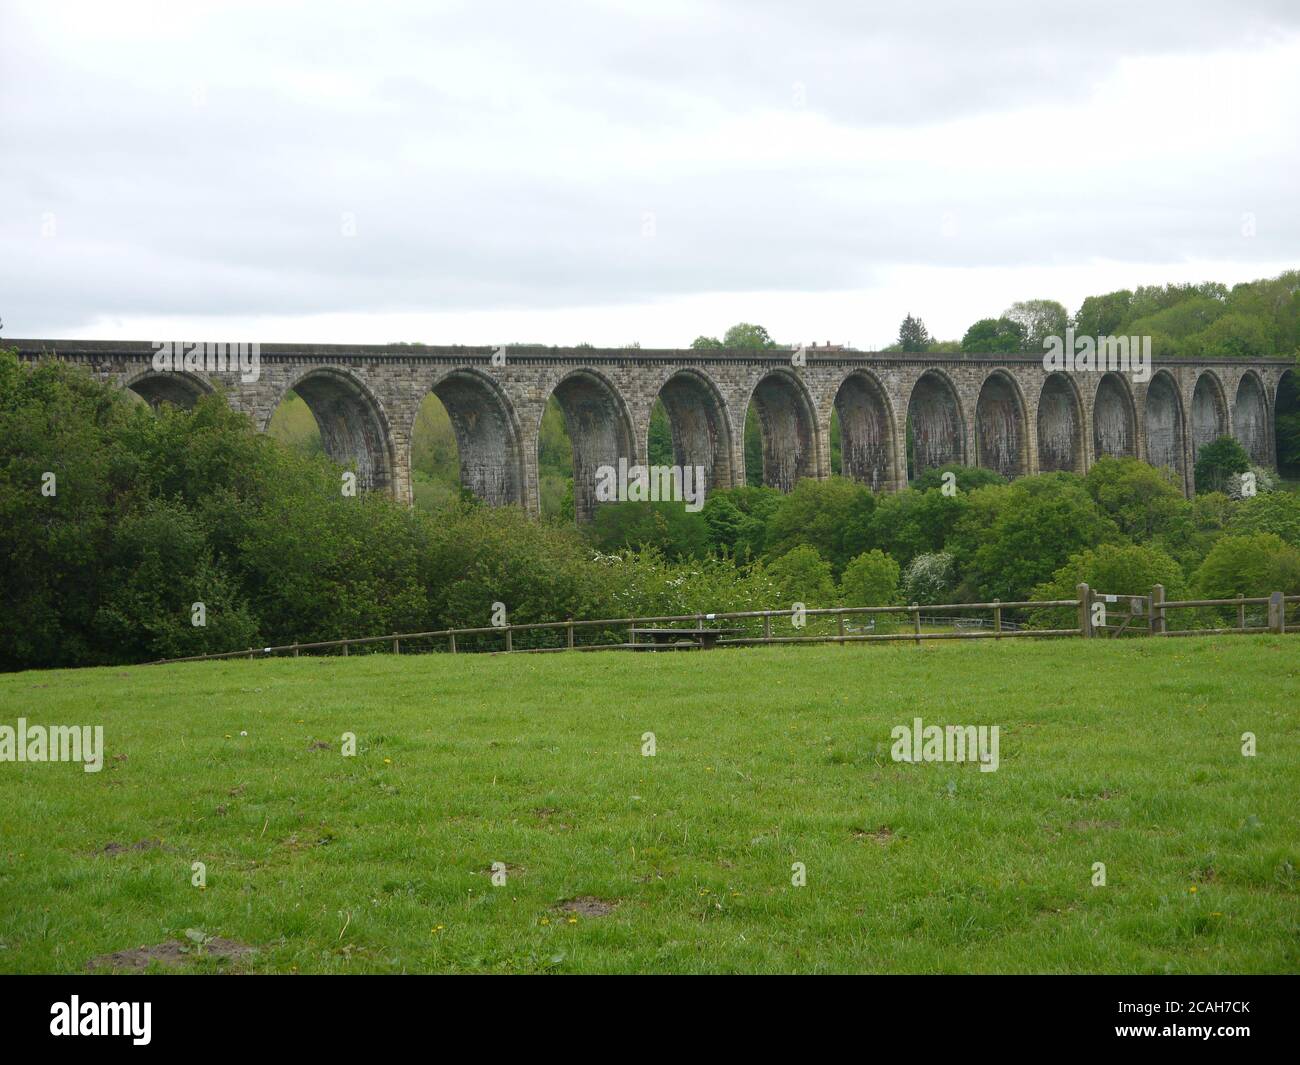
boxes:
[898,314,931,353]
[1085,456,1188,540]
[960,316,1025,353]
[1193,436,1251,495]
[764,477,876,575]
[763,544,836,605]
[948,475,1123,603]
[1005,299,1068,352]
[1194,533,1300,599]
[840,549,900,606]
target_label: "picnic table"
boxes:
[629,626,745,651]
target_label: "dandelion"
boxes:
[566,916,577,925]
[1189,886,1197,893]
[383,757,392,764]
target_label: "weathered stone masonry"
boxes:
[13,340,1296,519]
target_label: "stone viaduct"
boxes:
[12,339,1297,520]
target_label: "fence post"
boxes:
[247,647,254,660]
[1077,584,1091,638]
[911,604,921,646]
[629,616,635,649]
[392,632,399,654]
[566,619,574,650]
[1269,591,1284,634]
[763,613,771,640]
[342,641,349,657]
[993,600,1002,639]
[1150,584,1165,636]
[1237,593,1246,631]
[838,614,845,645]
[505,625,512,653]
[449,632,456,654]
[292,642,300,658]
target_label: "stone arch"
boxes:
[746,370,820,491]
[974,370,1028,478]
[285,367,396,492]
[1190,370,1229,460]
[1276,369,1300,476]
[1093,372,1137,460]
[123,368,214,409]
[1233,370,1270,464]
[1036,372,1084,473]
[832,369,896,490]
[426,368,527,506]
[1143,369,1186,477]
[546,368,637,522]
[906,369,965,478]
[654,369,735,492]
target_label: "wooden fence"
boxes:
[151,584,1299,665]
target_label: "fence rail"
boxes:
[150,584,1300,666]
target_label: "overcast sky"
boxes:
[3,0,1299,349]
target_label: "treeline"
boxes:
[887,270,1300,359]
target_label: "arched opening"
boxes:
[124,370,212,410]
[1093,373,1136,460]
[419,370,527,508]
[1276,369,1300,480]
[906,370,964,480]
[744,371,818,490]
[546,370,636,523]
[1143,370,1186,477]
[1191,371,1229,461]
[271,369,395,492]
[654,370,734,492]
[974,371,1026,478]
[1037,372,1083,473]
[1233,371,1270,465]
[833,370,895,490]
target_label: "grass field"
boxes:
[1,636,1297,974]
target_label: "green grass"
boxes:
[1,637,1297,974]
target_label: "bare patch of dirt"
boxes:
[852,826,895,845]
[557,896,617,917]
[1069,819,1122,831]
[86,938,252,972]
[308,740,332,750]
[98,839,169,856]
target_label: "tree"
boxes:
[948,475,1123,603]
[764,477,875,576]
[898,314,931,352]
[763,544,836,605]
[900,552,957,605]
[911,464,1006,493]
[1005,299,1068,352]
[723,323,778,350]
[1193,436,1251,495]
[1073,290,1133,338]
[960,316,1025,353]
[1194,533,1300,599]
[1029,542,1187,630]
[1227,490,1300,546]
[840,550,900,606]
[1084,456,1188,540]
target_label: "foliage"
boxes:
[1194,436,1251,495]
[839,549,900,606]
